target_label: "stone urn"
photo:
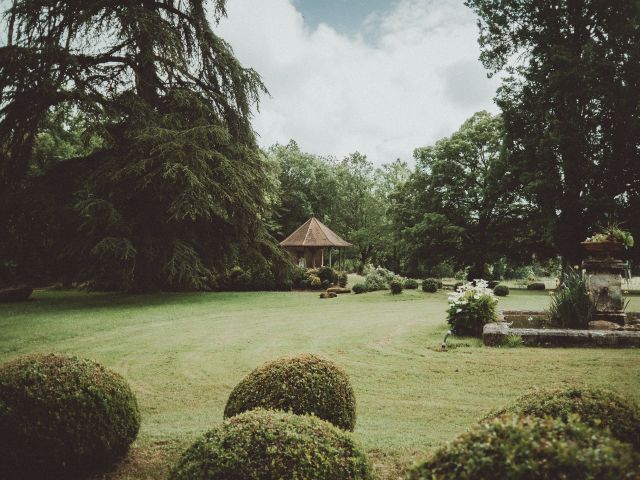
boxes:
[582,242,627,325]
[581,240,624,258]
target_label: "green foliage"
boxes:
[446,281,498,337]
[465,0,640,267]
[392,111,532,278]
[352,283,367,294]
[338,271,348,288]
[586,224,635,248]
[503,334,523,348]
[0,353,140,479]
[364,266,398,291]
[317,266,338,285]
[487,280,499,289]
[0,0,288,292]
[224,354,357,431]
[422,278,439,293]
[292,267,341,290]
[493,386,640,450]
[493,284,509,296]
[170,409,373,480]
[548,269,593,328]
[403,278,419,289]
[389,279,403,295]
[408,415,640,480]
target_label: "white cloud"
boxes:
[217,0,499,165]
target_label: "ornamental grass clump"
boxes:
[224,354,356,431]
[170,410,373,480]
[0,353,140,479]
[407,415,640,480]
[548,268,593,328]
[446,280,498,337]
[491,386,640,450]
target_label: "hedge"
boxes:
[170,409,373,480]
[224,354,356,431]
[0,353,140,479]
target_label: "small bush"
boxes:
[0,353,140,479]
[338,271,348,288]
[309,275,322,289]
[422,278,439,293]
[224,354,356,431]
[321,279,331,289]
[493,284,509,296]
[364,266,397,291]
[352,283,367,294]
[446,280,497,337]
[389,279,403,294]
[487,280,499,289]
[492,386,640,450]
[403,278,419,289]
[408,415,639,480]
[170,409,373,480]
[549,268,593,328]
[317,266,338,285]
[527,282,546,290]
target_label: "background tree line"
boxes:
[1,0,638,290]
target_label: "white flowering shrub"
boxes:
[364,266,403,292]
[446,280,498,336]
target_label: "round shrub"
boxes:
[492,386,640,450]
[403,278,419,289]
[317,266,338,285]
[352,283,367,294]
[422,278,439,293]
[407,415,640,480]
[309,275,322,289]
[527,282,546,290]
[487,280,499,289]
[389,279,403,294]
[338,271,348,288]
[493,284,509,296]
[0,353,140,479]
[224,354,356,431]
[170,409,373,480]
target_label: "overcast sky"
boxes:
[217,0,500,166]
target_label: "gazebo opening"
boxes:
[279,217,352,269]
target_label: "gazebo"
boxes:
[280,217,352,269]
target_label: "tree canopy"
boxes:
[466,0,640,266]
[0,0,288,291]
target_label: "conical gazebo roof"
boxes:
[280,217,352,248]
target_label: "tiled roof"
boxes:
[280,217,352,248]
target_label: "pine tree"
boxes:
[0,0,289,291]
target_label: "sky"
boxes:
[217,0,500,166]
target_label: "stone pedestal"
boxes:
[582,258,626,325]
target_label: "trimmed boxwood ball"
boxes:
[422,278,438,293]
[170,409,373,480]
[224,353,356,431]
[389,279,403,294]
[493,284,509,296]
[352,283,367,294]
[403,278,419,289]
[0,353,140,479]
[492,386,640,450]
[408,415,640,480]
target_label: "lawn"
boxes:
[1,287,639,479]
